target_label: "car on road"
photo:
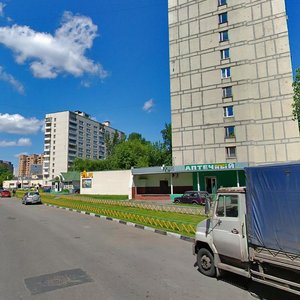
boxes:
[22,191,42,205]
[0,190,11,198]
[173,191,212,205]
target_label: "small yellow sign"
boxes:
[80,170,93,178]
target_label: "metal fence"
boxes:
[44,198,197,236]
[65,196,205,215]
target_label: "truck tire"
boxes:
[197,248,216,277]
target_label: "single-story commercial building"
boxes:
[79,162,247,200]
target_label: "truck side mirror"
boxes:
[205,198,211,215]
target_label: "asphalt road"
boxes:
[0,198,296,300]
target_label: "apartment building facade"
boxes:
[43,111,124,185]
[18,154,44,178]
[168,0,300,166]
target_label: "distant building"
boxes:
[43,110,124,186]
[168,0,300,166]
[18,154,44,178]
[0,160,13,174]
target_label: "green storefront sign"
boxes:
[185,163,236,171]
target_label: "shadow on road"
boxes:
[218,272,300,300]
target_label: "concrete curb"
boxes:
[44,204,195,243]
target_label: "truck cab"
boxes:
[194,187,250,278]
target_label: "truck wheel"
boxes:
[197,248,216,277]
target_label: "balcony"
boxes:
[69,138,76,145]
[69,121,77,129]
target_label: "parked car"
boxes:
[22,191,42,205]
[174,191,211,205]
[73,188,80,194]
[0,190,11,198]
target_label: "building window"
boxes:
[219,12,228,24]
[219,30,229,42]
[218,0,227,6]
[225,126,235,138]
[220,48,230,59]
[222,86,232,98]
[221,67,231,78]
[226,146,236,158]
[224,106,234,117]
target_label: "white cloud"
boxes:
[0,66,25,94]
[17,137,31,146]
[143,99,155,112]
[0,2,5,17]
[0,138,31,147]
[0,113,43,134]
[81,79,92,88]
[0,11,108,79]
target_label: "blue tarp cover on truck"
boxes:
[245,163,300,255]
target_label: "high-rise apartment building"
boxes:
[18,154,44,177]
[168,0,300,166]
[43,111,124,185]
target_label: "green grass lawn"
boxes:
[15,191,206,237]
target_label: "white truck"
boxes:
[193,163,300,296]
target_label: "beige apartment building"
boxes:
[168,0,300,166]
[18,154,44,178]
[43,110,124,186]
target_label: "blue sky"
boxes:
[0,0,299,172]
[0,0,170,171]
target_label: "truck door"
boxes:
[212,194,247,262]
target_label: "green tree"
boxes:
[110,139,153,169]
[161,123,172,152]
[292,68,300,124]
[104,131,124,156]
[160,123,172,165]
[127,132,147,144]
[0,165,13,187]
[70,157,114,172]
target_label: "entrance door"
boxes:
[160,180,169,194]
[205,177,216,194]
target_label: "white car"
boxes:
[22,192,42,205]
